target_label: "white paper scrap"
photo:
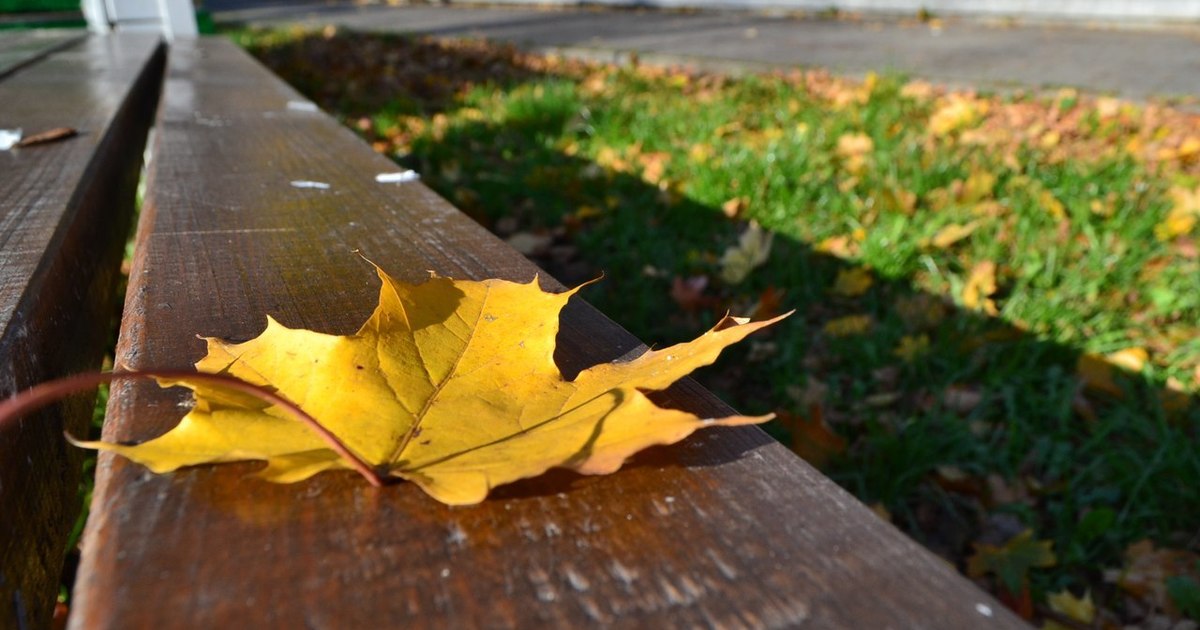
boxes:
[375,170,420,184]
[290,180,330,190]
[286,100,319,113]
[0,129,22,151]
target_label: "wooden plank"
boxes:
[72,37,1027,629]
[0,34,164,630]
[0,29,85,80]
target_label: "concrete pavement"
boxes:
[210,2,1200,101]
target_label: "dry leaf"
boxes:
[1108,540,1200,614]
[719,222,773,284]
[962,261,999,315]
[14,126,77,148]
[831,267,873,297]
[836,132,873,173]
[1077,347,1148,396]
[961,170,997,204]
[893,334,930,362]
[928,221,980,249]
[942,384,983,414]
[1039,190,1066,220]
[1046,589,1095,627]
[670,275,717,313]
[777,406,845,470]
[967,529,1057,598]
[78,265,788,505]
[823,314,872,337]
[815,235,859,259]
[929,94,987,137]
[721,196,749,219]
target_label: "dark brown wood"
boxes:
[0,29,85,80]
[0,34,164,630]
[73,37,1027,629]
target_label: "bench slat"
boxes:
[0,30,85,80]
[0,33,164,630]
[73,37,1026,628]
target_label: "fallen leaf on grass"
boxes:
[1155,186,1200,241]
[721,196,749,218]
[823,314,872,337]
[927,221,980,249]
[835,132,873,173]
[776,406,845,470]
[749,286,787,320]
[815,234,860,259]
[942,384,983,414]
[670,275,718,312]
[961,170,997,204]
[719,221,773,284]
[968,530,1056,616]
[1106,540,1200,616]
[929,94,987,137]
[1076,347,1148,396]
[77,264,788,505]
[1045,589,1095,629]
[962,261,999,315]
[893,334,930,362]
[831,267,873,297]
[1039,190,1067,220]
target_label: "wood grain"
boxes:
[0,34,163,630]
[0,29,85,81]
[72,37,1028,629]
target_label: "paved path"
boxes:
[211,2,1200,101]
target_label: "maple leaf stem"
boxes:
[0,370,386,487]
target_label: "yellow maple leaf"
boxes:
[962,261,999,315]
[77,265,787,505]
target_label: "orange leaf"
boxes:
[777,406,846,470]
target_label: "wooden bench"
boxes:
[3,33,1028,628]
[0,30,163,629]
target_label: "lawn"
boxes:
[232,26,1200,626]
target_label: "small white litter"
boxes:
[375,170,420,184]
[290,180,330,190]
[0,129,22,151]
[286,100,319,113]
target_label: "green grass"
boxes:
[231,27,1200,624]
[0,0,77,12]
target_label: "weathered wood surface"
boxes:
[0,33,163,630]
[73,37,1027,628]
[0,29,85,80]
